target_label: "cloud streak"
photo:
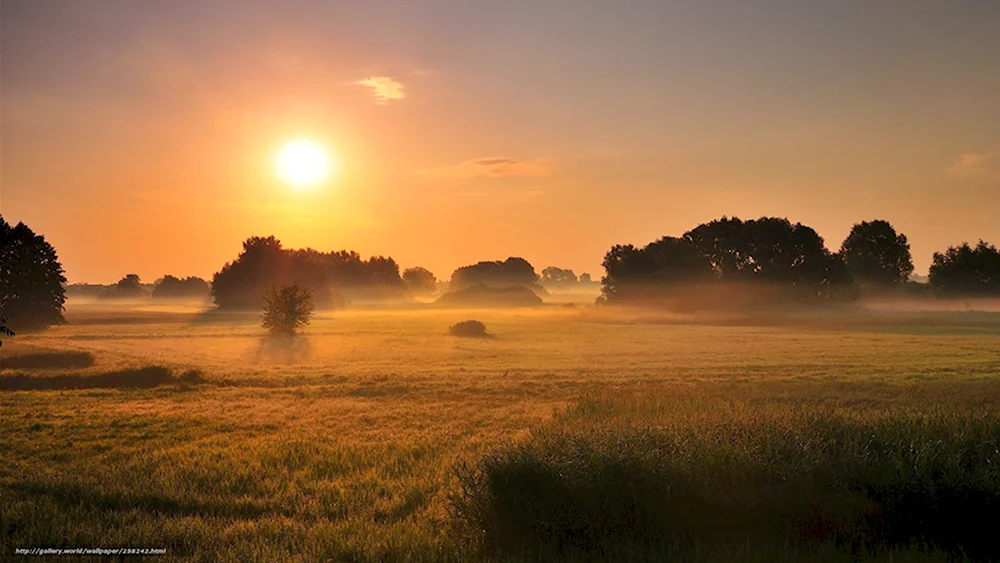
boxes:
[418,157,554,178]
[948,152,999,178]
[354,76,405,104]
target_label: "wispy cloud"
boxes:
[354,76,405,104]
[948,152,999,178]
[418,157,554,178]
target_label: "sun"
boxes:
[275,138,333,189]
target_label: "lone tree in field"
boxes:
[261,284,314,335]
[839,220,914,287]
[0,215,67,330]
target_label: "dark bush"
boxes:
[449,320,488,338]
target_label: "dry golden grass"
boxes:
[2,301,999,561]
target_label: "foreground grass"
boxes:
[2,304,1000,560]
[455,386,1000,561]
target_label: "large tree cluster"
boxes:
[600,217,856,308]
[449,257,541,292]
[929,241,1000,295]
[211,236,404,309]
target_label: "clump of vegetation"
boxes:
[448,320,488,338]
[0,366,206,391]
[453,390,1000,560]
[261,284,314,335]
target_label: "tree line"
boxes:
[599,216,1000,308]
[2,212,1000,339]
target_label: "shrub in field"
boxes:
[449,320,488,338]
[452,394,1000,560]
[261,285,314,335]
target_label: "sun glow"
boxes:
[275,139,333,189]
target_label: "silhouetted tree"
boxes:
[600,237,715,302]
[579,273,594,284]
[839,220,914,287]
[600,217,856,307]
[365,256,405,291]
[0,216,67,329]
[928,241,1000,295]
[213,237,330,309]
[115,274,143,297]
[152,275,211,299]
[212,236,405,309]
[684,217,854,299]
[403,267,438,294]
[450,257,541,292]
[261,284,314,335]
[541,267,578,286]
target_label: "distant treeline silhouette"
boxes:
[600,217,963,309]
[210,236,409,309]
[152,276,211,300]
[4,213,1000,335]
[66,274,210,301]
[449,257,543,293]
[930,240,1000,295]
[598,216,1000,309]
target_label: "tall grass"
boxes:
[453,391,1000,560]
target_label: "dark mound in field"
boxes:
[449,320,489,338]
[436,284,543,308]
[0,366,206,391]
[1,351,95,370]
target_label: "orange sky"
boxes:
[2,1,998,284]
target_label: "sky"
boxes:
[2,0,998,284]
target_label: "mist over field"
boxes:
[4,0,1000,560]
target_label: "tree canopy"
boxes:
[839,220,914,287]
[402,267,438,294]
[211,236,403,309]
[600,216,856,308]
[928,240,1000,295]
[449,257,541,292]
[541,267,579,286]
[152,276,211,299]
[261,284,314,335]
[0,216,67,330]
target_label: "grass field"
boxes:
[2,300,1000,561]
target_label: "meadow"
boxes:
[2,298,1000,561]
